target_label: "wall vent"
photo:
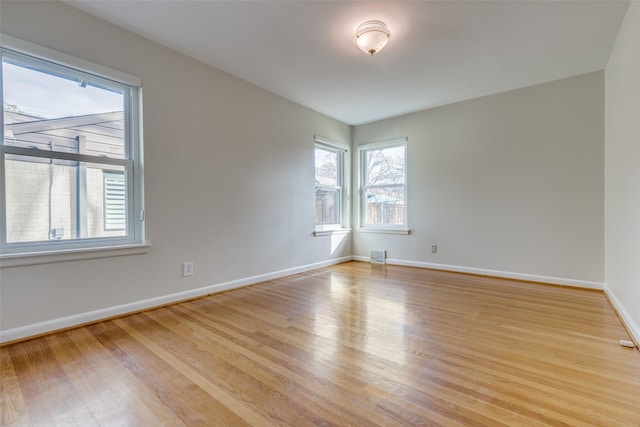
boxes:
[370,250,386,264]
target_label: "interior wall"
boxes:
[0,1,351,334]
[352,72,605,286]
[605,0,640,342]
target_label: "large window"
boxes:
[315,138,348,231]
[1,35,144,255]
[359,139,407,229]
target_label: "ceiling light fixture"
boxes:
[354,20,390,56]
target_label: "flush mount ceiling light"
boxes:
[354,20,391,56]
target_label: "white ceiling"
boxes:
[65,0,629,125]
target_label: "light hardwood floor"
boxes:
[2,261,639,426]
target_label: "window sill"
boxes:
[0,243,152,268]
[356,228,411,235]
[313,228,351,237]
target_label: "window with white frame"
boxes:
[359,139,407,229]
[315,138,347,230]
[1,35,144,255]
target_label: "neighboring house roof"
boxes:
[4,111,125,158]
[4,110,43,124]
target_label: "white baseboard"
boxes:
[0,256,352,344]
[352,256,604,290]
[1,256,609,344]
[604,286,640,346]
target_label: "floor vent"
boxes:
[370,250,386,264]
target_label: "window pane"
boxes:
[5,154,127,243]
[316,188,340,225]
[365,187,405,225]
[364,145,405,186]
[3,58,126,159]
[315,147,338,187]
[5,157,50,243]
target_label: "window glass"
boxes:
[364,145,405,186]
[315,143,345,228]
[361,142,406,227]
[316,188,339,226]
[3,59,126,159]
[315,147,338,187]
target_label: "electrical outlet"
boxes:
[431,245,437,253]
[183,261,194,277]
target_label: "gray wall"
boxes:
[352,72,605,286]
[0,1,351,334]
[605,1,640,342]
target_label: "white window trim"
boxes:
[313,228,351,237]
[0,34,141,86]
[314,136,350,235]
[358,137,409,233]
[0,243,151,268]
[355,228,410,235]
[0,34,146,261]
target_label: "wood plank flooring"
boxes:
[2,261,639,426]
